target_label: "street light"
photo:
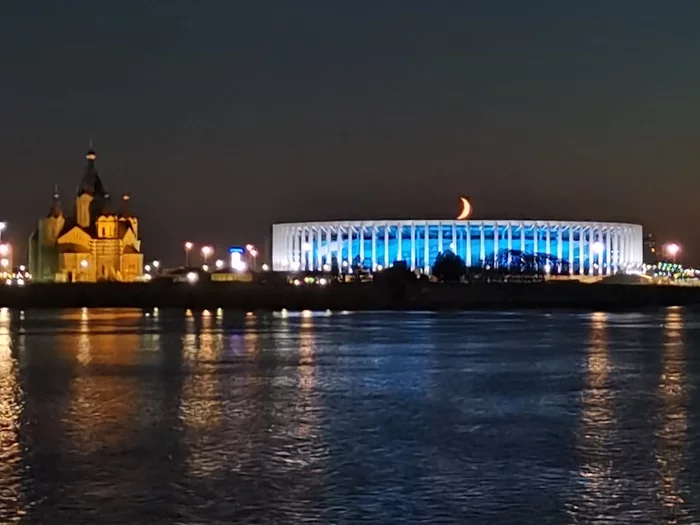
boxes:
[664,243,680,263]
[215,259,224,269]
[0,222,6,242]
[246,245,259,271]
[152,260,161,271]
[184,241,194,266]
[201,245,213,265]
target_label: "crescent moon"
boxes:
[456,197,472,220]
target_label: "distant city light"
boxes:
[80,259,88,268]
[0,244,9,257]
[0,222,6,232]
[261,263,270,271]
[152,260,160,269]
[0,259,9,269]
[323,263,331,272]
[215,259,225,269]
[145,264,151,272]
[186,271,198,283]
[202,264,209,272]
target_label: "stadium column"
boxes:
[397,224,403,264]
[371,225,377,270]
[438,222,443,254]
[493,223,499,268]
[533,222,539,255]
[317,227,323,270]
[479,223,485,265]
[604,226,612,275]
[359,224,365,267]
[507,223,513,267]
[424,222,430,274]
[410,223,416,271]
[589,226,595,276]
[568,226,574,275]
[450,222,459,255]
[384,224,389,268]
[578,226,585,275]
[545,223,551,256]
[519,223,525,255]
[347,225,353,268]
[326,226,332,268]
[466,223,472,266]
[557,225,563,272]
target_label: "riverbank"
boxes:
[1,281,699,310]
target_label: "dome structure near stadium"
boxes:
[271,219,644,276]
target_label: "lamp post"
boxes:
[184,241,194,267]
[0,222,6,243]
[201,246,213,266]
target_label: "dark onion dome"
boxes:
[77,148,107,197]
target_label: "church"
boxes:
[28,147,144,282]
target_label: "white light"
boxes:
[261,263,270,271]
[4,279,11,286]
[341,260,349,268]
[293,279,301,286]
[80,259,88,268]
[19,265,25,272]
[376,264,383,271]
[145,264,151,272]
[318,278,328,286]
[184,241,193,250]
[0,244,9,256]
[215,259,224,269]
[16,278,24,286]
[152,260,161,269]
[449,242,456,251]
[290,261,301,271]
[202,264,209,272]
[0,259,9,269]
[302,242,312,252]
[0,222,6,232]
[249,249,258,258]
[230,252,247,271]
[143,274,152,281]
[186,271,198,283]
[592,241,604,255]
[544,263,551,275]
[322,263,331,272]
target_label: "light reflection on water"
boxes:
[0,309,698,523]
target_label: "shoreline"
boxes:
[0,281,699,311]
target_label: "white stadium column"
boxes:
[347,225,353,267]
[533,223,539,254]
[545,223,551,255]
[578,226,584,275]
[568,226,574,275]
[588,227,595,276]
[520,223,525,253]
[557,225,563,272]
[507,223,513,267]
[479,223,485,265]
[371,225,377,270]
[424,222,430,274]
[410,223,416,270]
[493,222,499,268]
[384,224,389,268]
[359,224,365,265]
[450,222,459,255]
[466,223,472,266]
[397,223,403,263]
[438,221,443,254]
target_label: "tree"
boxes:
[432,251,467,282]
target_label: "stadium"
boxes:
[271,220,644,276]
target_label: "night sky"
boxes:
[2,1,700,265]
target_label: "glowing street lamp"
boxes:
[0,259,8,269]
[0,222,6,242]
[215,259,224,269]
[664,243,680,263]
[0,244,9,257]
[201,245,213,265]
[184,241,194,266]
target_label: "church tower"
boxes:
[75,147,107,227]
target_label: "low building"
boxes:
[28,147,144,282]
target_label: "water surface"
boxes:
[0,307,698,524]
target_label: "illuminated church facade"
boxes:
[28,148,144,282]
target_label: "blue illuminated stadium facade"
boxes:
[271,220,644,276]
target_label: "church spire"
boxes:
[78,143,105,197]
[47,185,62,218]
